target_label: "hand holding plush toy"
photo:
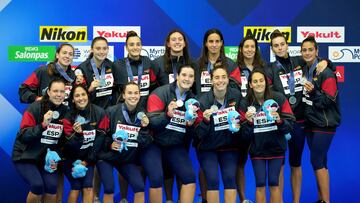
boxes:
[44,148,61,173]
[112,129,128,153]
[185,98,200,121]
[228,110,240,133]
[262,99,291,140]
[71,159,88,178]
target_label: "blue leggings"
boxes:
[96,160,145,194]
[139,143,163,188]
[63,159,94,190]
[197,150,239,190]
[251,158,283,187]
[162,145,196,185]
[307,131,334,170]
[288,122,307,167]
[14,161,58,195]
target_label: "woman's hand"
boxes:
[167,101,178,117]
[141,115,150,127]
[73,121,83,133]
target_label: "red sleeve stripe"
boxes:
[229,67,241,84]
[99,115,110,131]
[23,72,39,88]
[281,100,294,115]
[194,109,204,126]
[20,111,37,129]
[149,68,157,83]
[62,118,74,136]
[239,109,247,123]
[321,77,337,97]
[147,94,165,112]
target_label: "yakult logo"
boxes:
[297,26,345,43]
[93,26,141,42]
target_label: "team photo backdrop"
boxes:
[0,0,359,202]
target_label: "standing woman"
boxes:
[196,28,237,95]
[76,37,114,109]
[12,78,68,203]
[153,29,194,85]
[62,85,108,203]
[230,35,266,203]
[112,31,161,106]
[147,64,199,203]
[152,29,194,203]
[194,65,242,203]
[96,81,152,203]
[301,36,340,203]
[19,44,75,104]
[239,69,295,203]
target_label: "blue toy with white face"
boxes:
[228,110,240,133]
[44,148,61,173]
[112,129,128,153]
[185,98,200,121]
[71,159,88,178]
[262,99,279,122]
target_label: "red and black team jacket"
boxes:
[76,58,114,109]
[302,64,341,133]
[194,87,243,150]
[152,55,196,87]
[147,82,202,147]
[62,104,108,165]
[97,103,152,164]
[194,57,237,96]
[12,101,68,162]
[264,55,306,122]
[19,64,75,103]
[112,56,161,107]
[239,91,295,159]
[229,66,266,97]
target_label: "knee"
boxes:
[131,181,145,193]
[70,181,82,191]
[255,177,266,187]
[206,175,219,190]
[180,169,196,185]
[222,174,236,189]
[103,182,114,194]
[30,182,44,195]
[268,175,280,187]
[311,155,326,170]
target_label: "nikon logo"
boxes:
[40,26,87,42]
[244,26,291,43]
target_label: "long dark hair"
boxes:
[247,69,273,105]
[199,28,227,71]
[237,35,265,69]
[87,36,109,59]
[68,84,91,120]
[163,29,191,73]
[47,43,74,76]
[40,78,66,117]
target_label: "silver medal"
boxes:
[289,96,297,105]
[52,111,59,119]
[137,112,145,120]
[210,105,218,112]
[176,100,184,107]
[247,106,256,114]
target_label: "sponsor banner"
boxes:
[244,26,291,43]
[40,26,87,42]
[8,46,56,62]
[72,45,114,64]
[270,46,301,62]
[336,66,345,83]
[93,26,141,42]
[328,46,360,63]
[124,46,165,60]
[297,26,345,43]
[225,46,238,61]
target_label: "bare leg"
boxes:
[315,168,330,203]
[26,191,42,203]
[255,187,266,203]
[149,187,162,203]
[291,166,302,203]
[206,190,219,203]
[180,183,196,203]
[82,187,94,203]
[133,192,145,203]
[224,189,237,203]
[236,165,246,202]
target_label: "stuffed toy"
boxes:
[112,129,128,153]
[184,98,200,121]
[262,99,291,140]
[44,148,61,173]
[71,159,88,178]
[228,110,240,133]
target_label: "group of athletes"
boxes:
[13,28,340,203]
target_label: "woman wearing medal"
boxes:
[62,84,108,203]
[266,29,331,203]
[152,29,195,203]
[112,31,161,107]
[75,36,114,109]
[194,65,242,203]
[12,78,68,203]
[19,44,76,104]
[195,28,237,96]
[239,69,295,203]
[229,35,266,203]
[147,64,200,203]
[300,37,341,203]
[96,81,153,203]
